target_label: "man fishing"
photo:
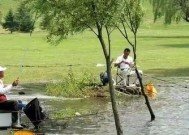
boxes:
[114,48,143,87]
[0,66,24,128]
[0,66,47,129]
[114,48,134,86]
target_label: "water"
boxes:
[1,78,189,135]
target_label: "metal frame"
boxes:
[115,67,130,86]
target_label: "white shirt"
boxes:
[115,55,134,69]
[0,79,12,94]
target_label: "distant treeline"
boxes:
[0,1,33,33]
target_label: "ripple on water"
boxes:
[4,78,189,134]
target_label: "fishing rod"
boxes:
[17,12,39,95]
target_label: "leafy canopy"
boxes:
[121,0,144,34]
[150,0,189,23]
[26,0,121,43]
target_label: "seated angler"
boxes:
[114,48,134,86]
[114,48,143,87]
[0,66,25,127]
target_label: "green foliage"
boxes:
[46,69,99,97]
[121,0,144,34]
[116,0,144,60]
[0,11,2,23]
[150,0,189,23]
[14,2,34,32]
[2,9,17,33]
[25,0,121,44]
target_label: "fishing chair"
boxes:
[115,67,130,86]
[115,66,143,86]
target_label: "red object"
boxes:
[0,94,7,102]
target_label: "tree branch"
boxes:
[67,12,98,36]
[84,23,98,36]
[105,25,111,58]
[126,8,135,33]
[91,1,108,58]
[116,20,134,47]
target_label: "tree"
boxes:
[116,0,155,121]
[2,9,17,33]
[15,2,34,32]
[0,11,2,24]
[26,0,123,134]
[149,0,189,23]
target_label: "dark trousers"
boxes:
[0,100,18,123]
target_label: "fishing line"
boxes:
[17,13,39,94]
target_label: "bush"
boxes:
[46,69,99,97]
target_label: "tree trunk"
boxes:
[106,58,123,135]
[135,67,155,121]
[97,33,123,134]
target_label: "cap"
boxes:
[0,66,7,71]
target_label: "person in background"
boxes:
[0,66,24,128]
[100,71,109,86]
[114,48,134,86]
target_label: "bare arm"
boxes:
[0,79,19,94]
[0,84,13,94]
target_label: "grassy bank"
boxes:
[0,0,189,89]
[0,22,189,84]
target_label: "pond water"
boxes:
[1,77,189,135]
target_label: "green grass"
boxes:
[0,22,189,84]
[0,0,189,85]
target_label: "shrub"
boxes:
[46,69,99,97]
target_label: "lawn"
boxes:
[0,22,189,84]
[0,0,189,84]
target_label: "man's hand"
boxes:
[115,61,129,67]
[124,61,129,65]
[12,78,19,87]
